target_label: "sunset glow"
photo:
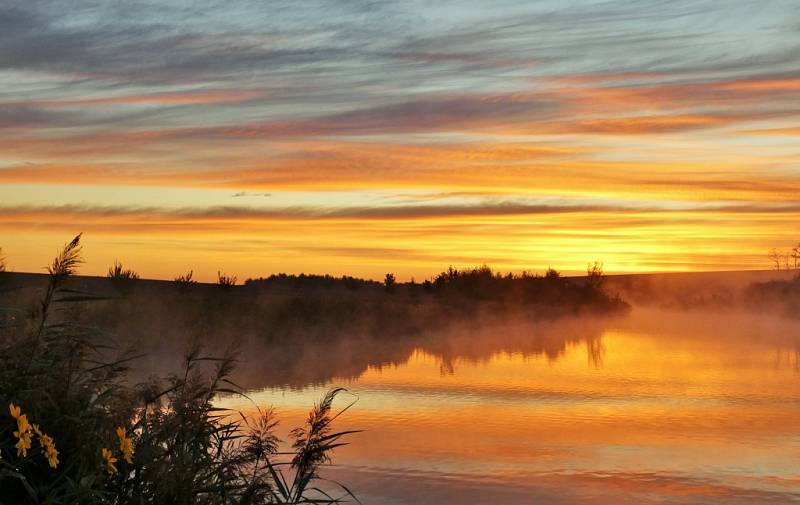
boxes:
[2,1,799,280]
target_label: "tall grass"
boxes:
[108,261,140,280]
[174,270,197,286]
[0,235,359,504]
[218,271,238,288]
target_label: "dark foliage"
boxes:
[0,236,359,504]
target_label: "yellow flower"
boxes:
[8,404,58,467]
[38,433,59,469]
[16,414,31,436]
[116,426,134,464]
[45,447,59,468]
[10,404,33,457]
[14,430,32,457]
[101,448,117,475]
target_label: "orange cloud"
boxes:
[552,114,734,134]
[739,126,800,136]
[2,151,799,204]
[720,76,800,92]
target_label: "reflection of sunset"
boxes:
[216,313,800,503]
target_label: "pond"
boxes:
[216,308,800,504]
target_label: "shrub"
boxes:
[217,271,238,288]
[586,261,605,291]
[0,235,359,504]
[383,273,396,293]
[108,261,140,280]
[173,270,197,286]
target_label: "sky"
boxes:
[1,0,799,281]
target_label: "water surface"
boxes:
[217,309,800,504]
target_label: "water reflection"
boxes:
[214,309,800,505]
[224,315,614,390]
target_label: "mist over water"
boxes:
[208,307,800,505]
[3,270,799,503]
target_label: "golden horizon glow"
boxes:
[1,1,799,279]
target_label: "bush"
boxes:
[108,261,140,280]
[383,273,396,293]
[173,270,197,286]
[217,271,238,288]
[0,235,359,504]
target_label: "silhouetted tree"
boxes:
[244,273,378,291]
[0,247,5,273]
[769,248,783,270]
[544,267,561,279]
[384,272,396,293]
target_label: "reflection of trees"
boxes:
[420,318,609,377]
[218,317,612,389]
[438,333,605,376]
[586,337,605,368]
[439,359,455,376]
[774,344,800,371]
[1,274,616,390]
[229,317,612,388]
[124,307,613,389]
